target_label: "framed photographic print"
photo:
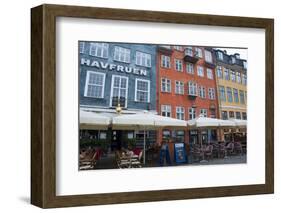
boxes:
[31,4,274,208]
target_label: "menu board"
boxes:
[174,143,187,164]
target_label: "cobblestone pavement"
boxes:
[190,155,247,166]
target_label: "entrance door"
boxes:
[111,130,122,151]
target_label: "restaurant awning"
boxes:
[79,110,112,130]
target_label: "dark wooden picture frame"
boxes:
[31,4,274,208]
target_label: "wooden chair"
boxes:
[79,150,97,170]
[218,143,226,158]
[226,142,235,156]
[131,151,143,168]
[204,145,213,161]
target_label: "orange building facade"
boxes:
[156,45,219,146]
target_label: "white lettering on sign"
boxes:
[80,57,148,76]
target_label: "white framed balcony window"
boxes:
[175,59,183,72]
[188,81,197,96]
[204,50,212,63]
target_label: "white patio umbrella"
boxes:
[187,116,236,128]
[80,110,112,130]
[229,119,247,127]
[112,111,187,164]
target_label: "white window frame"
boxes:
[243,61,247,69]
[185,47,193,56]
[207,68,213,79]
[79,41,85,54]
[135,51,151,67]
[176,106,185,120]
[216,66,223,78]
[161,55,171,68]
[175,81,184,95]
[186,63,194,74]
[236,72,241,83]
[198,86,206,98]
[174,46,183,51]
[197,66,204,77]
[161,78,171,93]
[219,86,226,102]
[218,51,224,60]
[208,88,216,100]
[89,42,109,58]
[204,50,213,63]
[84,71,106,98]
[200,109,208,117]
[188,81,198,96]
[113,46,131,63]
[224,68,230,80]
[134,78,150,103]
[230,70,236,82]
[188,107,196,120]
[161,105,172,117]
[110,75,129,108]
[175,59,183,72]
[195,47,203,58]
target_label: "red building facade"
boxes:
[156,45,219,146]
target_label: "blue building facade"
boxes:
[79,41,157,112]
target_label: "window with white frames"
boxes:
[224,68,230,80]
[161,105,171,117]
[216,66,223,78]
[185,47,193,56]
[89,43,109,58]
[110,75,128,107]
[176,106,185,120]
[161,55,171,68]
[218,51,223,60]
[135,51,151,67]
[186,63,194,74]
[195,47,202,57]
[243,61,247,69]
[175,81,184,94]
[198,86,206,98]
[231,57,236,64]
[175,59,183,71]
[135,79,150,102]
[236,112,241,119]
[197,66,204,77]
[188,108,196,120]
[200,109,207,117]
[161,78,171,92]
[114,46,130,63]
[230,71,236,82]
[84,71,106,98]
[219,86,226,102]
[208,88,215,100]
[79,42,85,53]
[174,46,183,51]
[240,90,245,104]
[207,68,213,79]
[188,81,197,96]
[236,72,241,83]
[242,74,247,85]
[204,50,212,63]
[233,89,239,103]
[227,87,233,102]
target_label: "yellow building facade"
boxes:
[214,50,247,141]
